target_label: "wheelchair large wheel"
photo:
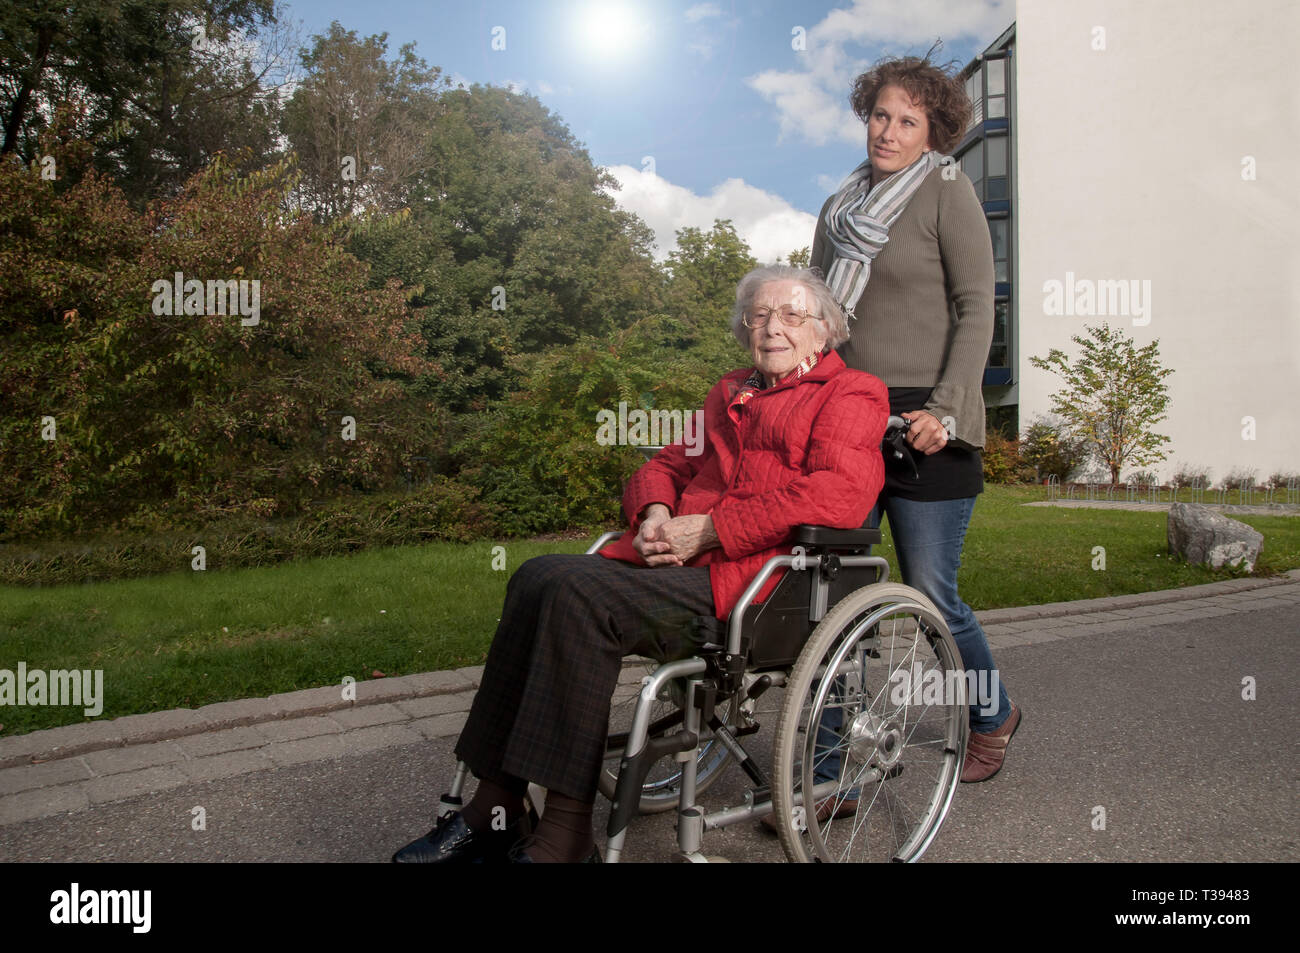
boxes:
[598,661,743,814]
[772,583,968,862]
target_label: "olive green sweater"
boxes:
[811,167,994,449]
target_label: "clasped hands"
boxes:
[632,504,719,567]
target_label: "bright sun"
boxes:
[577,2,648,62]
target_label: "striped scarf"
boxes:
[822,151,941,319]
[731,351,822,409]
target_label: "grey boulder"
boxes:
[1167,502,1263,572]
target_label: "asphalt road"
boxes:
[2,602,1294,863]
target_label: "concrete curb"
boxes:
[973,568,1300,624]
[0,667,482,771]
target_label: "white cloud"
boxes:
[447,72,471,90]
[748,0,1013,146]
[536,79,556,95]
[684,3,723,22]
[749,66,866,148]
[816,172,843,192]
[811,0,1012,46]
[684,2,733,58]
[688,39,716,58]
[604,165,818,263]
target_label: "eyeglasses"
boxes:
[742,307,815,329]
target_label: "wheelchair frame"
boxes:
[437,417,969,862]
[437,524,969,864]
[599,526,968,863]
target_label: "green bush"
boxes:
[460,313,745,535]
[1267,471,1299,491]
[1125,470,1159,487]
[1170,464,1213,488]
[1220,468,1257,491]
[1019,416,1089,482]
[0,477,496,586]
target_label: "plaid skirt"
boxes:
[454,554,715,801]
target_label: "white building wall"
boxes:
[1015,0,1300,483]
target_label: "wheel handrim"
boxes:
[778,592,967,863]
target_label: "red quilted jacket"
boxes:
[599,350,889,618]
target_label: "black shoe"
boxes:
[508,836,602,863]
[392,811,521,864]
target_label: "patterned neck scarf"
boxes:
[731,350,822,409]
[822,151,942,320]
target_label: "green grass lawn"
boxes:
[2,485,1296,735]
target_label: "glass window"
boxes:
[987,96,1006,119]
[989,219,1009,280]
[987,301,1009,368]
[987,136,1007,176]
[986,58,1005,96]
[989,219,1008,260]
[962,145,983,194]
[986,177,1008,201]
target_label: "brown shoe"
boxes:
[961,703,1021,783]
[760,793,859,833]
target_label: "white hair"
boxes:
[730,265,850,350]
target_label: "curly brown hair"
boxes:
[849,54,971,154]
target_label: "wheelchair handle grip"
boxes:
[882,415,919,479]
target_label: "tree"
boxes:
[336,80,664,411]
[281,22,445,222]
[1,0,291,202]
[665,220,758,317]
[1028,324,1173,485]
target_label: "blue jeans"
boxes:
[813,495,1012,784]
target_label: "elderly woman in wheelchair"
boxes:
[393,264,969,863]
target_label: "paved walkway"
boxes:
[3,569,1299,831]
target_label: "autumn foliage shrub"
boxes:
[982,432,1034,485]
[0,153,441,540]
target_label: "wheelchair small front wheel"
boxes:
[598,662,742,814]
[772,583,968,863]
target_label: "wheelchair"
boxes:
[438,417,969,863]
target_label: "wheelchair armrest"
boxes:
[794,525,881,549]
[585,531,624,555]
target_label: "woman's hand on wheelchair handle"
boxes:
[901,410,949,455]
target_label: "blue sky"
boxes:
[279,0,1014,261]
